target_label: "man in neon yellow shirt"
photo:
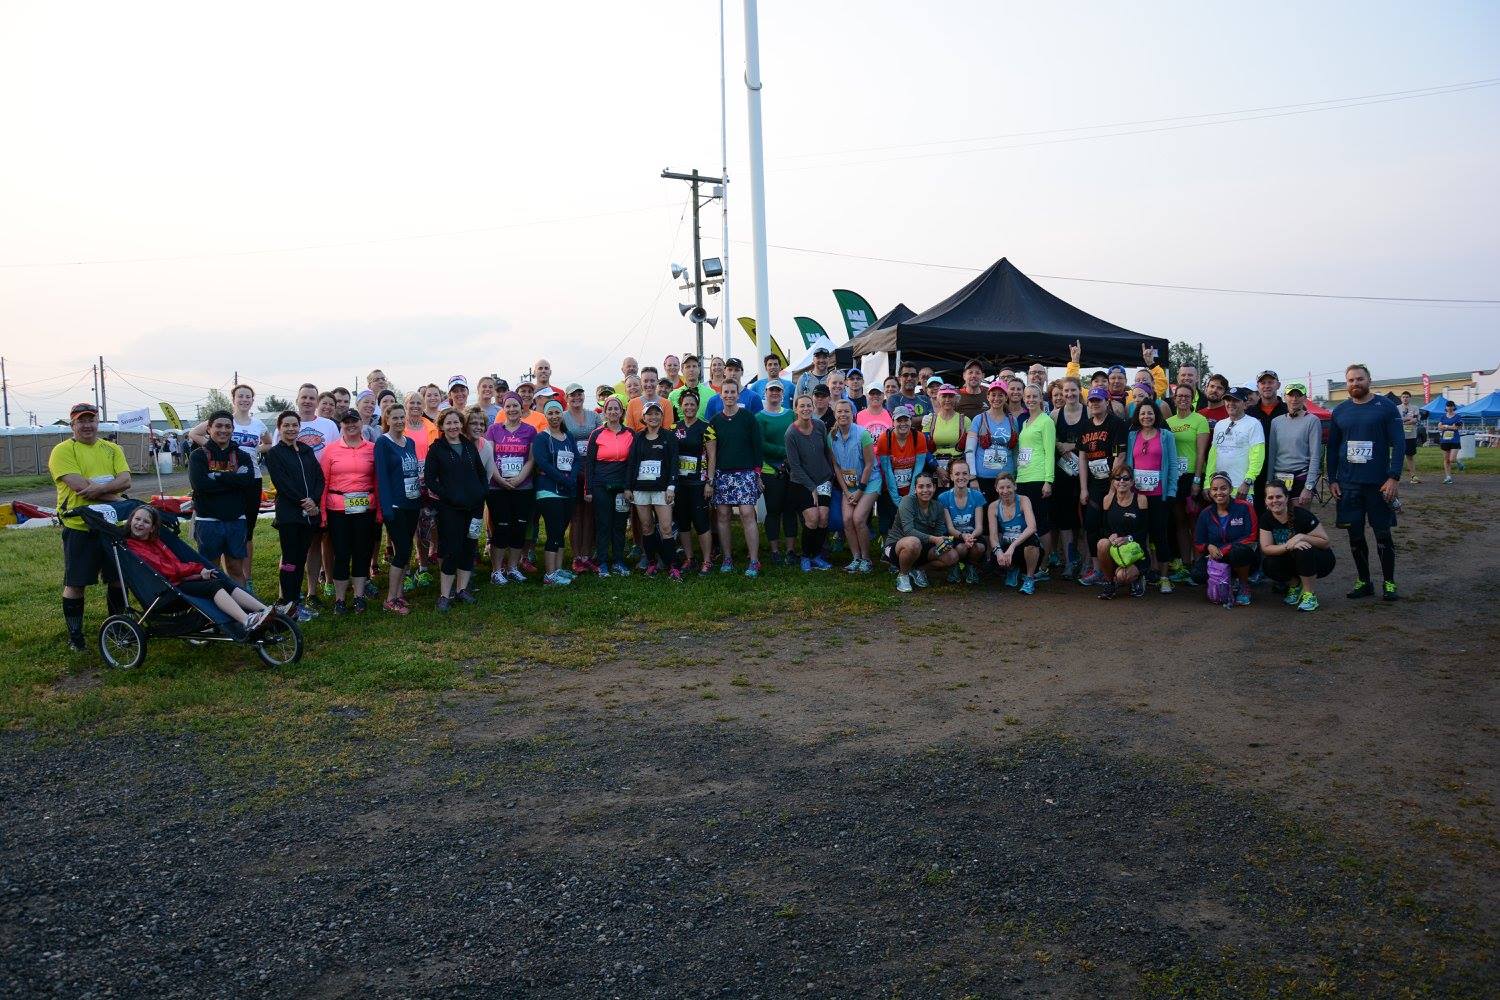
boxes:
[49,402,132,652]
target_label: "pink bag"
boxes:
[1206,559,1233,606]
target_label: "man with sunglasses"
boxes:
[887,362,932,421]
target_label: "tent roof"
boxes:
[1420,394,1451,415]
[788,335,839,373]
[1456,390,1500,419]
[848,258,1167,368]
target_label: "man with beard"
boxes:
[1328,364,1404,601]
[1197,374,1230,427]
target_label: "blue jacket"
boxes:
[1125,429,1180,499]
[373,434,422,520]
[530,428,579,498]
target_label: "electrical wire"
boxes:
[4,368,94,389]
[775,78,1500,172]
[0,202,686,270]
[779,76,1500,160]
[700,237,1500,305]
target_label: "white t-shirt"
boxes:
[297,416,339,458]
[231,415,268,477]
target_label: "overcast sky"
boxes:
[2,0,1497,422]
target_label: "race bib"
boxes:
[89,474,116,486]
[816,481,832,497]
[467,517,483,539]
[614,493,628,513]
[1176,457,1189,477]
[343,491,371,514]
[403,475,420,500]
[575,439,589,456]
[1088,458,1110,479]
[1058,453,1080,477]
[556,450,574,472]
[638,459,662,481]
[984,445,1010,468]
[87,503,119,524]
[1002,526,1022,543]
[1017,447,1033,467]
[1276,472,1296,490]
[500,456,524,478]
[1346,440,1373,464]
[842,470,858,490]
[894,467,913,490]
[1133,469,1160,493]
[679,455,699,477]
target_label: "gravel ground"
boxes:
[1,716,1488,998]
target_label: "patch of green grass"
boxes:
[0,473,55,494]
[1415,446,1500,474]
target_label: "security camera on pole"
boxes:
[661,168,726,360]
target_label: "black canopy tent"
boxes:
[848,258,1168,370]
[833,302,914,370]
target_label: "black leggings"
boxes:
[385,507,419,569]
[593,485,628,565]
[1016,481,1052,537]
[537,496,574,553]
[327,511,376,582]
[673,480,711,536]
[1141,493,1173,563]
[177,576,234,600]
[436,505,480,575]
[275,522,314,604]
[486,488,536,550]
[1262,546,1335,583]
[761,471,798,542]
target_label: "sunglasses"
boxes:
[1113,474,1134,481]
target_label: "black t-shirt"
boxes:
[1077,414,1129,497]
[1265,506,1319,546]
[673,418,713,481]
[1104,495,1149,543]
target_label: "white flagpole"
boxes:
[742,0,772,380]
[718,0,732,362]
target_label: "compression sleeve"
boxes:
[1245,442,1265,482]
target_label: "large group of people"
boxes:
[48,345,1413,651]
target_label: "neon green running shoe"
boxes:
[1283,585,1303,606]
[1298,592,1319,612]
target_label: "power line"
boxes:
[701,237,1500,305]
[0,202,685,270]
[779,75,1500,160]
[775,78,1500,172]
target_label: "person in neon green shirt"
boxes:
[1015,384,1057,578]
[1166,383,1212,582]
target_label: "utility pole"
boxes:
[1,356,9,427]
[661,168,726,361]
[92,363,100,411]
[742,0,773,379]
[98,355,107,421]
[717,0,731,360]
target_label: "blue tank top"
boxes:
[992,497,1027,543]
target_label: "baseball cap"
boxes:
[765,380,784,392]
[726,357,743,369]
[1228,387,1254,402]
[596,384,614,395]
[926,375,943,387]
[447,375,468,391]
[937,384,959,396]
[812,383,831,397]
[69,402,99,419]
[1257,369,1279,382]
[534,386,559,399]
[1087,387,1109,402]
[866,385,884,396]
[517,378,535,389]
[813,346,832,356]
[1284,381,1307,396]
[643,400,664,414]
[892,404,914,419]
[1107,364,1127,376]
[986,378,1008,391]
[565,382,585,395]
[846,367,863,378]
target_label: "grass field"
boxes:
[1415,444,1500,474]
[0,522,895,791]
[0,473,55,494]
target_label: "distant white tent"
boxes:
[788,335,838,374]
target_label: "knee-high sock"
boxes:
[1374,529,1395,582]
[63,596,84,636]
[642,532,659,566]
[1348,530,1371,582]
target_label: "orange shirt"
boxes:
[522,411,548,433]
[625,395,676,432]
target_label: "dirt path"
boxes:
[2,479,1496,997]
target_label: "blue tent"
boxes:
[1455,391,1500,421]
[1420,394,1450,415]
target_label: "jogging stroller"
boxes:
[72,498,304,670]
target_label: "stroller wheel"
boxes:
[99,615,147,670]
[254,613,304,668]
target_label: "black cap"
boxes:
[813,346,832,356]
[1228,387,1254,403]
[726,357,743,369]
[812,384,831,397]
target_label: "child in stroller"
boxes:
[124,505,273,633]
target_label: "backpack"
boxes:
[1205,559,1233,607]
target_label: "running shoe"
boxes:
[700,561,713,576]
[571,557,588,574]
[1061,560,1076,581]
[1411,476,1420,485]
[597,565,611,579]
[245,609,269,632]
[896,573,913,594]
[1131,578,1146,599]
[626,545,642,563]
[520,557,538,574]
[383,598,409,615]
[1078,569,1103,587]
[946,565,962,584]
[1283,585,1303,606]
[1019,576,1035,596]
[645,564,660,578]
[965,565,980,585]
[1248,570,1265,587]
[1168,567,1193,585]
[1159,577,1174,595]
[436,595,450,612]
[811,556,833,571]
[612,563,630,577]
[637,556,651,571]
[844,558,862,573]
[402,576,416,594]
[1098,583,1116,600]
[858,559,873,574]
[303,593,323,609]
[1005,568,1020,589]
[296,605,318,623]
[457,588,478,605]
[669,567,683,582]
[351,596,367,613]
[507,567,526,584]
[720,560,734,574]
[800,557,813,573]
[491,570,508,585]
[911,570,929,588]
[1382,580,1399,601]
[1047,551,1061,569]
[1443,475,1453,485]
[1234,586,1251,606]
[1298,592,1320,612]
[67,632,86,652]
[745,561,760,579]
[1033,568,1051,583]
[363,580,378,598]
[332,600,347,616]
[1347,580,1374,599]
